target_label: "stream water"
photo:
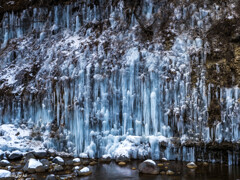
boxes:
[30,160,240,180]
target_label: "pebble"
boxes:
[160,171,166,175]
[166,170,174,175]
[203,162,208,166]
[187,162,197,169]
[118,162,126,166]
[89,161,97,166]
[157,163,164,167]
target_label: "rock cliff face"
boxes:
[0,0,239,164]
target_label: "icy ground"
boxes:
[0,124,46,152]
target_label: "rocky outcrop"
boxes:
[138,160,158,175]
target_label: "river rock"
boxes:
[46,174,56,180]
[40,159,50,170]
[73,158,81,166]
[78,167,92,176]
[99,154,111,163]
[65,159,74,166]
[24,152,35,163]
[33,150,47,159]
[138,159,159,174]
[203,162,208,166]
[0,160,10,167]
[118,162,126,166]
[8,150,23,160]
[161,158,168,162]
[166,170,174,175]
[53,164,63,172]
[187,162,197,169]
[47,149,56,157]
[23,158,44,173]
[52,156,64,165]
[0,169,11,179]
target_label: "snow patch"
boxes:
[28,158,43,169]
[0,169,11,178]
[144,159,156,165]
[80,167,90,173]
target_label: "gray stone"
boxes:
[33,150,47,159]
[99,155,111,163]
[0,160,11,167]
[8,150,23,160]
[23,158,44,173]
[47,149,56,157]
[52,156,64,165]
[138,159,159,175]
[23,152,35,163]
[36,165,46,173]
[53,164,64,172]
[40,159,50,170]
[46,174,56,180]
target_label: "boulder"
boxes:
[53,164,64,172]
[0,160,10,167]
[36,165,45,173]
[187,162,197,169]
[40,159,50,170]
[166,170,174,175]
[0,169,11,179]
[78,167,92,176]
[47,149,56,157]
[73,158,81,166]
[23,152,35,163]
[33,150,47,159]
[161,158,168,162]
[52,156,64,165]
[138,159,158,175]
[99,154,111,163]
[73,166,80,170]
[8,150,23,160]
[23,158,45,173]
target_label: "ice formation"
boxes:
[0,0,239,164]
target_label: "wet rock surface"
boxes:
[8,151,23,160]
[138,160,159,175]
[0,153,238,180]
